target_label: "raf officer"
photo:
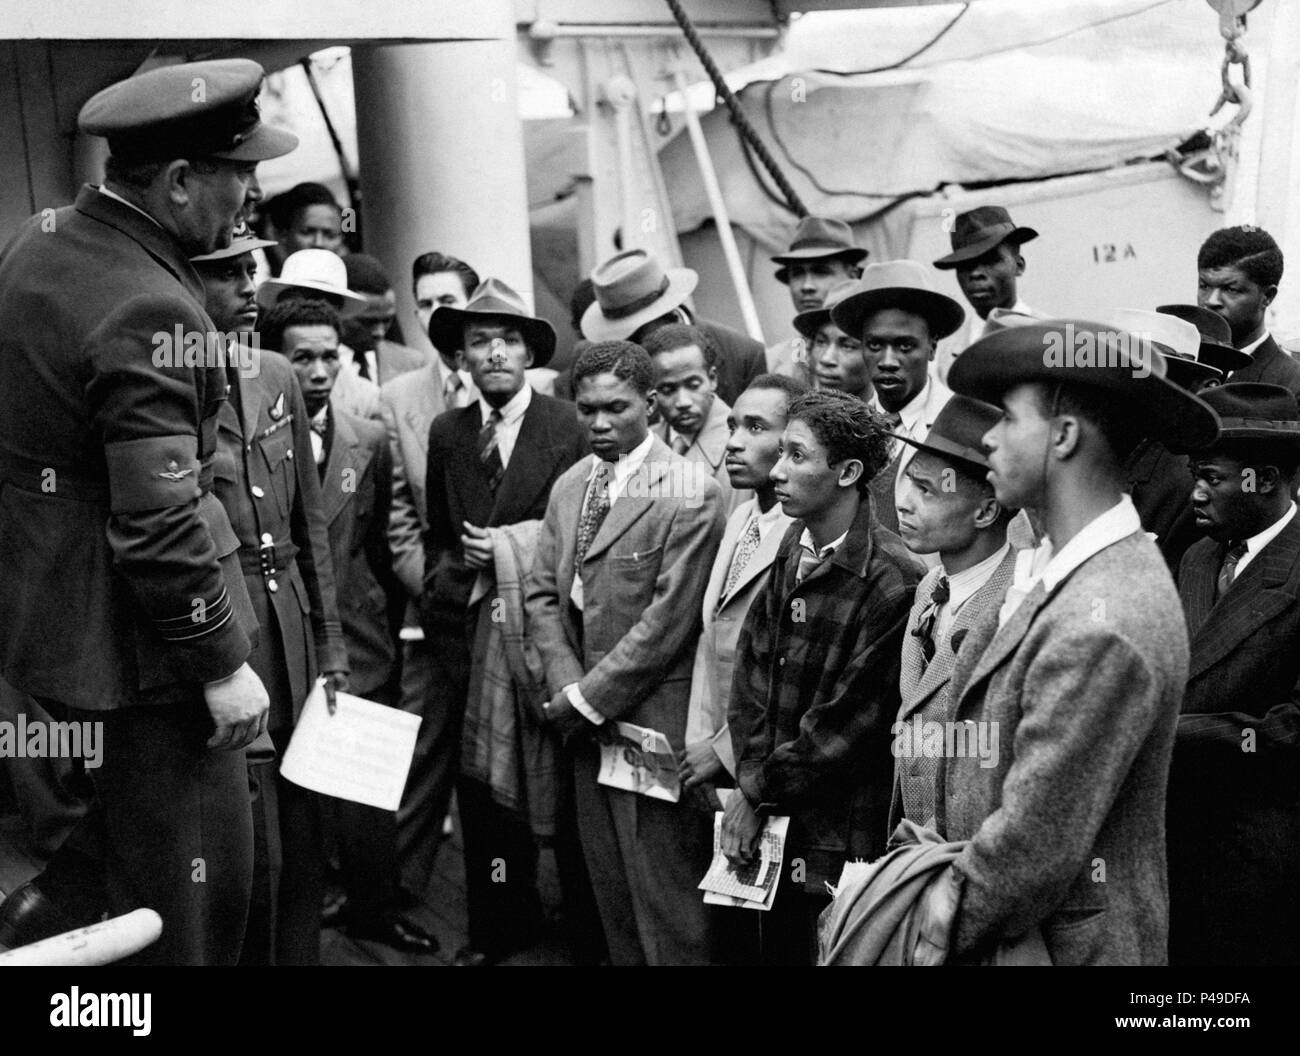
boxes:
[0,60,295,964]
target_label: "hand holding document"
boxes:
[597,721,681,802]
[281,679,420,810]
[699,788,791,911]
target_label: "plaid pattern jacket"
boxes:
[729,495,922,888]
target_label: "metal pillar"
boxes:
[351,0,532,360]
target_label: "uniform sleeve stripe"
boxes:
[154,587,232,636]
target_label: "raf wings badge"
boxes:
[158,459,193,482]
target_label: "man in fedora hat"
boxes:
[890,395,1017,830]
[258,247,381,421]
[1196,225,1300,397]
[1123,308,1244,571]
[0,58,295,964]
[423,278,589,966]
[790,278,872,400]
[933,205,1044,383]
[1170,382,1300,965]
[767,216,868,376]
[831,259,964,536]
[581,248,765,407]
[938,319,1218,964]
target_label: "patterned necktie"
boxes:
[722,516,762,599]
[1215,540,1248,601]
[912,575,950,665]
[479,409,505,491]
[575,462,612,565]
[672,433,692,456]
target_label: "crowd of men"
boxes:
[0,58,1297,967]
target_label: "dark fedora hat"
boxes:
[1156,304,1251,374]
[1196,382,1300,445]
[772,216,868,282]
[892,394,1003,476]
[429,277,556,367]
[792,278,862,338]
[581,249,697,342]
[947,317,1220,453]
[933,205,1038,270]
[830,260,966,342]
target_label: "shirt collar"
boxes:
[1242,501,1297,558]
[1037,494,1143,593]
[478,382,531,427]
[741,497,790,539]
[871,377,941,433]
[96,185,164,230]
[1241,330,1271,356]
[589,431,655,489]
[798,525,848,560]
[943,542,1011,612]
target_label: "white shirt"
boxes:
[563,432,658,726]
[870,377,953,463]
[96,185,162,229]
[476,383,531,469]
[1241,330,1272,357]
[309,405,329,465]
[1234,502,1297,580]
[998,494,1142,628]
[436,358,475,409]
[935,542,1010,644]
[968,297,1037,345]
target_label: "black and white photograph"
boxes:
[0,0,1295,1031]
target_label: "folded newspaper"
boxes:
[596,721,680,802]
[698,790,791,911]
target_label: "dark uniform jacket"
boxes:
[1229,335,1300,398]
[320,406,396,696]
[729,496,921,889]
[0,186,254,708]
[214,350,347,729]
[421,392,588,631]
[1170,514,1300,965]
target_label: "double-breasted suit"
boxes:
[892,548,1016,830]
[0,186,260,964]
[526,437,725,964]
[940,529,1188,965]
[1169,515,1300,964]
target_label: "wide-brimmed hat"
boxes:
[830,260,966,342]
[1196,383,1300,446]
[79,58,298,163]
[429,277,556,367]
[772,216,868,282]
[892,394,1003,476]
[1102,308,1221,391]
[581,250,698,342]
[256,249,367,317]
[1156,304,1251,375]
[947,318,1220,453]
[933,206,1039,270]
[792,279,863,338]
[191,218,277,263]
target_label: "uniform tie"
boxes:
[1215,540,1248,601]
[912,574,950,665]
[479,408,505,491]
[722,516,762,600]
[575,462,612,565]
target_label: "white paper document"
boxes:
[596,721,681,802]
[699,792,791,911]
[281,680,420,810]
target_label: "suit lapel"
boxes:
[320,411,365,525]
[719,509,789,608]
[582,446,671,563]
[955,578,1049,712]
[1188,516,1300,680]
[703,503,748,616]
[695,398,731,473]
[490,399,555,524]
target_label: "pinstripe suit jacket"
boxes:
[1169,512,1300,963]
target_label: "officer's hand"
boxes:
[721,791,763,866]
[460,522,493,571]
[678,740,725,791]
[204,662,270,751]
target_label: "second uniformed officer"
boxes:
[0,59,297,964]
[192,224,349,965]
